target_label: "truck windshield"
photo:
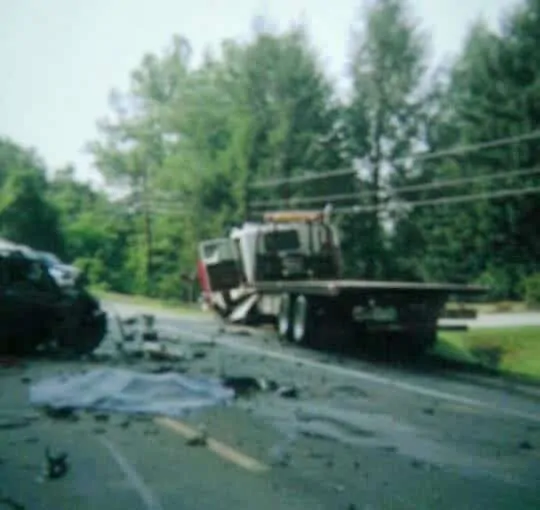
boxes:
[264,230,300,252]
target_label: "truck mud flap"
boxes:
[227,293,260,323]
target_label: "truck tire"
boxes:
[292,294,313,345]
[277,293,294,341]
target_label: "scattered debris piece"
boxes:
[197,340,217,349]
[93,427,106,435]
[380,445,398,453]
[123,316,139,327]
[186,424,208,446]
[144,343,185,362]
[148,364,175,374]
[123,333,136,342]
[42,406,79,422]
[20,376,31,384]
[222,376,272,397]
[220,375,298,399]
[519,440,533,451]
[411,459,425,469]
[192,350,207,360]
[0,417,33,430]
[142,331,159,342]
[93,413,110,423]
[423,407,435,416]
[44,447,68,480]
[332,484,345,493]
[276,386,299,399]
[24,437,39,444]
[141,314,155,327]
[300,430,331,441]
[325,459,334,468]
[119,419,130,429]
[353,460,360,470]
[141,314,159,342]
[347,504,357,510]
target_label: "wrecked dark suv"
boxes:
[0,245,107,356]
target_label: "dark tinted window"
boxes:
[264,230,300,252]
[4,256,57,292]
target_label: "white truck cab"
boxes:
[197,210,342,295]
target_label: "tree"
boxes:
[343,0,430,278]
[0,138,64,254]
[88,35,193,295]
[409,0,540,295]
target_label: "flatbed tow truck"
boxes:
[197,208,485,356]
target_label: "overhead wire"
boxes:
[249,165,540,209]
[329,185,540,215]
[248,129,540,189]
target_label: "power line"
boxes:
[250,166,540,209]
[249,129,540,189]
[330,185,540,215]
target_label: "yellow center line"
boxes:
[155,416,269,474]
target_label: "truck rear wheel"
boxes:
[292,295,313,345]
[277,293,294,341]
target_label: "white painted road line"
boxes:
[100,437,164,510]
[161,325,540,424]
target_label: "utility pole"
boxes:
[142,164,153,296]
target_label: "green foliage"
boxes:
[0,139,64,254]
[1,1,539,301]
[523,273,540,307]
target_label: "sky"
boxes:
[0,0,520,187]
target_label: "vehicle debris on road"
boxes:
[43,447,69,480]
[41,405,79,422]
[519,440,534,451]
[221,375,299,399]
[0,417,34,430]
[185,424,208,447]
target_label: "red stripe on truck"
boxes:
[197,259,211,299]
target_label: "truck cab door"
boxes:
[198,238,243,293]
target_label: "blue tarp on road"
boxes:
[29,368,234,417]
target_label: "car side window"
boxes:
[4,257,55,292]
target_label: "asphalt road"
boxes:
[1,305,539,510]
[104,299,540,329]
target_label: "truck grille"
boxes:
[282,256,304,275]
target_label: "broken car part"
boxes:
[43,447,69,480]
[0,244,107,356]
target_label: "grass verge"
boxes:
[434,326,540,382]
[446,300,530,314]
[91,289,210,316]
